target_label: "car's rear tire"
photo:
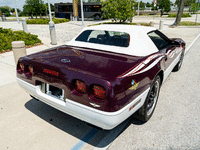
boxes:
[134,76,161,122]
[173,49,185,72]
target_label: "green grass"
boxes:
[88,22,150,27]
[0,28,41,52]
[180,21,200,26]
[168,13,191,18]
[26,18,69,24]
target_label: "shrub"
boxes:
[0,28,41,52]
[26,18,69,24]
[179,21,200,26]
[168,13,191,18]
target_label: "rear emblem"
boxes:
[61,58,71,63]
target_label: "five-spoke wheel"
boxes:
[134,76,161,122]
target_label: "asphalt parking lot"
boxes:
[0,16,200,150]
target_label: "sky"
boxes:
[0,0,176,11]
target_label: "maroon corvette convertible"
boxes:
[16,25,185,129]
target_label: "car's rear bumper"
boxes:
[17,77,149,130]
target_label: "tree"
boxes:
[102,0,135,23]
[175,0,195,6]
[134,1,145,10]
[0,6,11,17]
[189,2,199,13]
[158,0,171,16]
[151,1,158,10]
[140,1,145,10]
[45,3,55,12]
[11,8,21,13]
[146,2,152,7]
[23,0,46,18]
[173,0,185,26]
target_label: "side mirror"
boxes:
[171,41,180,46]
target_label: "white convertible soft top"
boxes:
[67,25,159,56]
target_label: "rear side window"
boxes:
[148,31,169,50]
[75,30,130,47]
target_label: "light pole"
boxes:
[195,0,200,24]
[138,1,140,16]
[47,0,57,45]
[81,0,84,26]
[47,0,52,21]
[153,0,157,20]
[14,0,19,24]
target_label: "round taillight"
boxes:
[75,80,86,94]
[92,85,106,100]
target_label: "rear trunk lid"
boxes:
[26,45,143,80]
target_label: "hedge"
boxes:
[180,21,200,26]
[26,18,69,24]
[168,13,191,18]
[0,28,41,52]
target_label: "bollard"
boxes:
[70,14,73,21]
[74,16,78,21]
[12,41,27,65]
[159,20,164,30]
[2,15,6,21]
[49,21,57,45]
[22,18,28,33]
[150,21,154,27]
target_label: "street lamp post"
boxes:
[81,0,84,26]
[138,1,140,16]
[47,0,57,45]
[153,0,157,20]
[14,0,19,24]
[195,0,200,24]
[47,0,52,21]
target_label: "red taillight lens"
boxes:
[17,63,24,74]
[43,69,59,76]
[92,85,106,100]
[75,80,86,94]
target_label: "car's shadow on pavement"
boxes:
[25,98,144,148]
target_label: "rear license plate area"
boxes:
[41,83,64,101]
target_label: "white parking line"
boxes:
[94,118,131,150]
[185,33,200,54]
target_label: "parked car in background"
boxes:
[16,25,185,130]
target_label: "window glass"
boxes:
[148,31,168,50]
[75,30,130,47]
[83,5,101,12]
[58,5,72,12]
